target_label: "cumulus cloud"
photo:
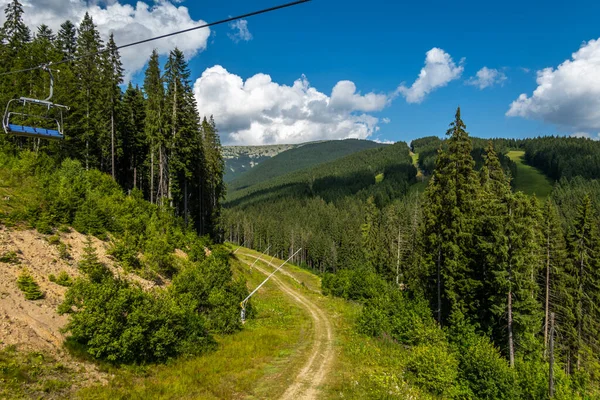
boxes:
[466,67,507,89]
[397,47,464,104]
[194,66,390,145]
[571,132,600,140]
[228,19,252,43]
[507,38,600,131]
[0,0,210,80]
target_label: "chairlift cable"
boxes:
[0,0,311,77]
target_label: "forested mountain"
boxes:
[225,108,600,397]
[223,143,298,182]
[0,0,245,385]
[0,2,224,237]
[228,139,386,192]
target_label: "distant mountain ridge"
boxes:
[223,144,300,182]
[228,139,387,193]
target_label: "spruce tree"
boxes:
[56,20,77,58]
[100,33,123,179]
[143,50,165,205]
[423,107,479,325]
[566,194,600,373]
[540,198,568,358]
[201,116,225,236]
[2,0,30,50]
[120,83,147,191]
[73,12,104,170]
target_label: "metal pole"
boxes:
[249,245,271,270]
[240,248,302,322]
[549,312,555,398]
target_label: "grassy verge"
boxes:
[76,256,313,399]
[507,150,553,200]
[233,246,429,399]
[0,346,75,399]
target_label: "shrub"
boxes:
[358,287,441,346]
[59,273,213,364]
[49,271,73,287]
[0,251,20,264]
[172,248,248,334]
[57,243,70,260]
[47,235,61,245]
[108,238,141,271]
[17,270,44,300]
[78,237,110,283]
[322,266,385,301]
[406,343,458,397]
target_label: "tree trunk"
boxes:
[150,145,154,204]
[508,269,515,368]
[549,312,555,398]
[544,221,551,357]
[437,243,442,325]
[111,108,115,179]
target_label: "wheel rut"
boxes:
[239,251,334,400]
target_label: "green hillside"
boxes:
[223,144,299,182]
[228,139,386,192]
[507,150,553,200]
[225,141,414,208]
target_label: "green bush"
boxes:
[49,271,73,287]
[0,251,20,264]
[47,235,61,245]
[322,266,385,301]
[78,237,111,283]
[57,243,70,260]
[406,343,458,397]
[172,248,248,334]
[108,238,141,271]
[17,270,44,300]
[59,273,213,364]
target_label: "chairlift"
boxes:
[2,64,69,140]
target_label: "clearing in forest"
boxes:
[507,150,553,200]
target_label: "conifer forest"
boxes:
[1,0,600,399]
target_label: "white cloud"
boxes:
[194,66,390,145]
[397,47,464,104]
[382,117,391,124]
[466,67,507,89]
[571,132,600,140]
[0,0,210,80]
[330,80,389,112]
[507,38,600,131]
[228,19,252,43]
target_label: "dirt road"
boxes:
[238,251,334,400]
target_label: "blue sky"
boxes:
[5,0,600,144]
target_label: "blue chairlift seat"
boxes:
[7,123,63,139]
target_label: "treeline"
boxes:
[228,108,600,397]
[1,148,247,364]
[0,0,224,236]
[523,136,600,181]
[411,135,518,178]
[223,142,418,271]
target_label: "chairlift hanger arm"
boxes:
[240,248,302,311]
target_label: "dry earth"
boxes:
[239,250,334,400]
[0,225,160,388]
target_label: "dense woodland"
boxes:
[0,0,242,367]
[225,109,600,398]
[0,0,225,236]
[3,0,600,397]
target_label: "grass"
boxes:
[77,255,313,399]
[0,345,74,399]
[231,246,430,399]
[507,150,553,200]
